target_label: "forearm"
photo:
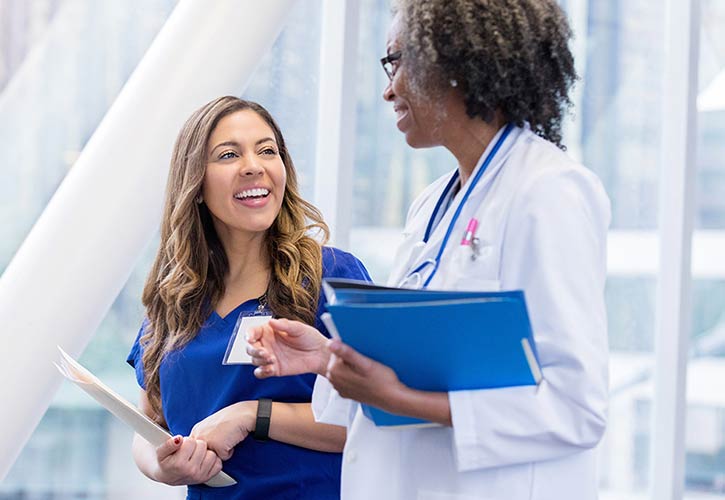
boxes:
[380,387,452,427]
[269,402,346,452]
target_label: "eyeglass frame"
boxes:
[380,50,402,81]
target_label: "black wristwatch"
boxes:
[254,398,273,441]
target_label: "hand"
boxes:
[326,339,406,411]
[247,318,330,378]
[190,401,256,461]
[154,435,222,486]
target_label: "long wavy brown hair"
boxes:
[141,96,329,424]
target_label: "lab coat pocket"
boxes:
[439,243,501,291]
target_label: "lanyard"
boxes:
[404,123,514,288]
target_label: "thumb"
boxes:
[329,340,373,374]
[156,435,182,460]
[219,446,234,461]
[246,323,268,343]
[269,318,308,338]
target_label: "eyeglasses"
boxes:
[380,51,402,81]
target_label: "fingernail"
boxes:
[173,436,181,445]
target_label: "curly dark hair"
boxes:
[394,0,577,148]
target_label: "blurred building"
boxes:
[0,0,723,498]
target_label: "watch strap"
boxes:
[254,398,273,441]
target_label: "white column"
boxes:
[650,0,700,499]
[0,0,295,479]
[313,0,359,249]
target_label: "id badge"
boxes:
[222,312,272,365]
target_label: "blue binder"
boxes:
[322,279,542,428]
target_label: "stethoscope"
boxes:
[398,123,514,289]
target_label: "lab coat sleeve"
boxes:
[449,167,611,472]
[311,374,356,427]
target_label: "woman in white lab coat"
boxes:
[246,1,611,498]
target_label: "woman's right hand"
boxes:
[247,318,330,378]
[153,435,222,486]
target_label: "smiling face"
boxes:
[382,14,448,149]
[202,109,287,241]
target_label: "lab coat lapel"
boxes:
[394,125,523,289]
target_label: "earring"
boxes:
[450,79,458,88]
[195,195,203,204]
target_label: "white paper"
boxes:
[56,346,236,488]
[223,315,272,364]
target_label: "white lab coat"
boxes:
[312,125,611,500]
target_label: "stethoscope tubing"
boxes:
[402,123,515,289]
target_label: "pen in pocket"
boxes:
[460,218,478,246]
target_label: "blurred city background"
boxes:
[0,0,723,498]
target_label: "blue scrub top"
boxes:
[127,247,371,500]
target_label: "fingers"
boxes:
[217,446,233,461]
[173,436,198,462]
[326,342,379,400]
[246,343,275,366]
[329,340,373,375]
[245,323,278,371]
[246,323,271,343]
[201,449,223,480]
[246,342,278,379]
[188,439,208,471]
[189,442,226,484]
[246,319,295,344]
[268,317,309,338]
[253,364,278,379]
[157,436,222,486]
[184,437,227,477]
[156,435,183,461]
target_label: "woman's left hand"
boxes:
[326,339,406,411]
[190,401,257,461]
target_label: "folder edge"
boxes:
[521,338,542,385]
[56,346,237,488]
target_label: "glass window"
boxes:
[351,0,454,282]
[0,1,179,497]
[686,280,725,498]
[0,1,322,498]
[242,1,322,196]
[685,1,725,496]
[552,1,666,496]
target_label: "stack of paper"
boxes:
[55,347,236,487]
[321,279,542,428]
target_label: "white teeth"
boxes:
[234,188,269,200]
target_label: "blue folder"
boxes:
[322,279,542,428]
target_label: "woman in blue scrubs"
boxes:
[127,96,370,499]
